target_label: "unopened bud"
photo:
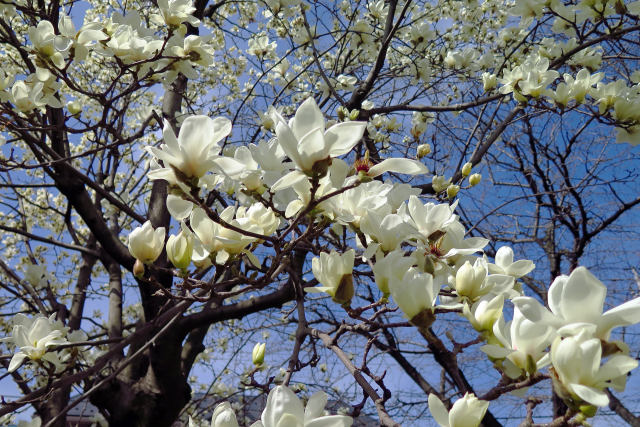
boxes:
[416,143,432,159]
[432,175,450,193]
[252,342,266,366]
[133,259,145,278]
[469,173,482,186]
[348,109,360,121]
[482,72,497,92]
[67,101,82,116]
[446,184,460,199]
[461,162,472,177]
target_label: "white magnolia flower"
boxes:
[454,260,489,300]
[11,81,47,113]
[166,227,193,270]
[360,210,416,254]
[128,221,166,264]
[28,20,67,68]
[147,116,232,185]
[23,263,53,289]
[236,203,280,237]
[248,35,277,57]
[251,385,352,427]
[372,250,415,296]
[210,402,240,427]
[154,0,199,27]
[428,393,489,427]
[271,97,366,186]
[8,314,68,372]
[487,246,535,278]
[307,249,355,304]
[551,331,638,407]
[513,266,640,340]
[389,268,439,324]
[481,307,553,378]
[401,196,458,241]
[329,181,395,227]
[463,294,504,333]
[190,207,262,261]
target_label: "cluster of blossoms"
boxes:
[114,97,640,424]
[4,313,87,373]
[4,0,640,424]
[2,0,214,114]
[190,385,352,427]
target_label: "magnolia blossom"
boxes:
[401,196,457,241]
[371,250,415,296]
[389,268,439,326]
[147,116,232,185]
[482,307,553,378]
[252,386,352,427]
[513,266,640,340]
[307,250,355,304]
[454,260,488,300]
[190,207,262,262]
[428,393,489,427]
[166,228,193,270]
[487,246,535,278]
[154,0,199,27]
[360,211,416,254]
[463,294,504,333]
[271,97,366,182]
[551,331,638,407]
[8,314,68,372]
[128,221,165,264]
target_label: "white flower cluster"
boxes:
[135,98,640,421]
[3,0,214,114]
[5,314,87,373]
[190,385,352,427]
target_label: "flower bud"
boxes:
[482,72,497,92]
[469,173,482,186]
[133,259,145,278]
[416,143,432,159]
[461,162,472,177]
[432,175,450,193]
[455,261,487,300]
[166,230,193,270]
[446,184,460,199]
[252,342,266,366]
[67,101,82,116]
[128,221,165,264]
[210,402,239,427]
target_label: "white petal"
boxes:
[261,386,304,427]
[428,394,451,427]
[305,393,328,421]
[324,122,366,156]
[212,157,247,178]
[558,267,606,322]
[368,158,428,177]
[271,170,306,192]
[512,297,557,325]
[166,194,193,220]
[494,246,514,267]
[570,384,609,407]
[292,98,325,139]
[305,416,353,427]
[8,352,26,372]
[599,297,640,339]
